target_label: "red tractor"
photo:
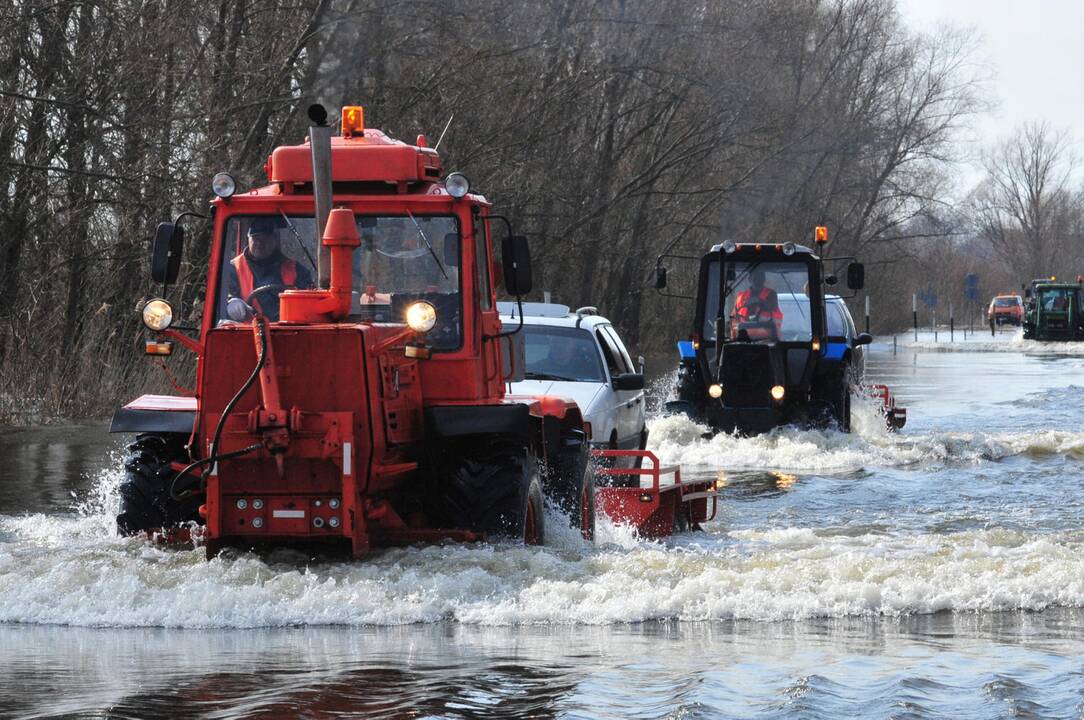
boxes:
[111,105,595,557]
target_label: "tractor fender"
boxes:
[425,403,530,440]
[110,394,198,434]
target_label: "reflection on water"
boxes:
[4,334,1084,716]
[3,615,1084,718]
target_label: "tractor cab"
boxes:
[657,229,869,435]
[1023,278,1084,341]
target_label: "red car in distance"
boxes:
[988,294,1024,326]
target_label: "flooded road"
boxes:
[4,329,1084,718]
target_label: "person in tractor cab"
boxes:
[733,270,783,340]
[226,217,314,321]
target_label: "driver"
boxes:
[733,270,783,339]
[226,217,314,321]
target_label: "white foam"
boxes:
[646,408,1084,472]
[902,330,1084,355]
[4,506,1084,626]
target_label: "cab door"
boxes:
[597,325,644,448]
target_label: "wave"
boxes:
[646,399,1084,472]
[3,501,1084,627]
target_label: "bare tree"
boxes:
[973,122,1080,280]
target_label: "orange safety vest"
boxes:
[735,287,783,322]
[231,253,298,298]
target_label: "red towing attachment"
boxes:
[591,449,719,538]
[867,384,907,430]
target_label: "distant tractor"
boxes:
[110,105,596,557]
[655,228,901,436]
[1023,278,1084,341]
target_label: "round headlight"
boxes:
[211,172,236,199]
[405,301,437,332]
[708,384,723,399]
[142,298,174,331]
[445,172,470,199]
[782,242,796,256]
[721,239,737,254]
[770,385,785,401]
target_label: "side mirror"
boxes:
[151,222,184,284]
[854,332,873,346]
[501,234,532,296]
[1024,288,1032,299]
[655,266,667,289]
[638,355,646,374]
[847,262,865,290]
[612,372,645,391]
[824,274,838,287]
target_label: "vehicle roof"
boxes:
[497,302,613,329]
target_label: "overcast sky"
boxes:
[898,0,1084,170]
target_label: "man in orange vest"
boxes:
[225,217,314,321]
[733,270,783,339]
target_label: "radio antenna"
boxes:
[434,114,454,151]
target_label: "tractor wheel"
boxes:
[818,367,851,432]
[116,433,202,536]
[547,430,596,540]
[442,439,546,545]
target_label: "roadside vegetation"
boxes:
[0,0,1077,420]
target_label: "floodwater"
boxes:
[4,327,1084,718]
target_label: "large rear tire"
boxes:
[442,439,546,545]
[546,430,596,540]
[116,433,202,536]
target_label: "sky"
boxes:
[898,0,1084,184]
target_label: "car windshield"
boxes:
[1040,288,1073,312]
[216,214,462,349]
[993,297,1019,307]
[703,260,812,343]
[521,326,606,382]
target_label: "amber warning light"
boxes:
[814,226,829,244]
[341,106,365,137]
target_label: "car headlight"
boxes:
[405,301,437,332]
[708,384,723,399]
[445,172,470,199]
[770,385,785,401]
[211,172,236,199]
[142,298,174,331]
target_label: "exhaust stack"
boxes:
[308,104,334,289]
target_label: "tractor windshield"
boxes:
[1040,287,1073,312]
[215,214,462,349]
[703,260,812,343]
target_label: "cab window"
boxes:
[216,214,463,350]
[595,328,625,378]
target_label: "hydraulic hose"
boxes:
[170,319,268,501]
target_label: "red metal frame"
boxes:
[866,383,907,430]
[592,449,718,538]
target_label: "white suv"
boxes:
[498,302,648,452]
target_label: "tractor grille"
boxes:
[720,344,772,407]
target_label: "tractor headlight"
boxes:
[142,298,174,331]
[721,239,737,254]
[211,172,236,199]
[708,384,723,399]
[782,242,796,256]
[445,172,470,199]
[770,385,785,401]
[405,301,437,332]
